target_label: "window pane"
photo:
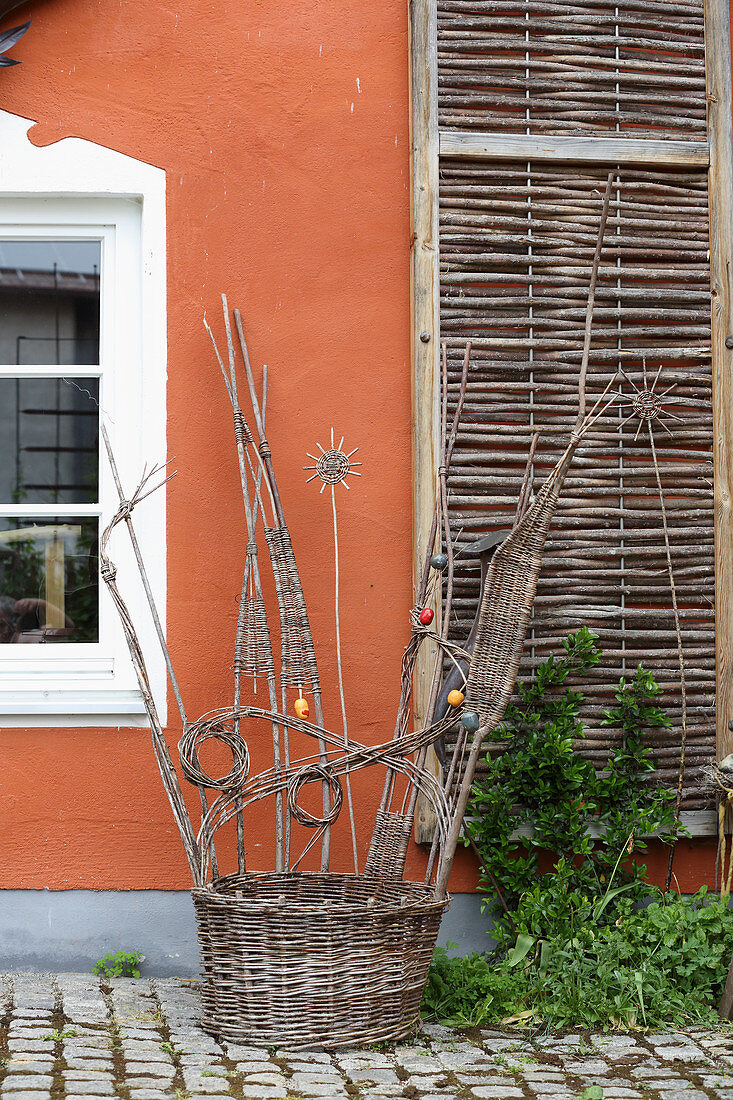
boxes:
[0,241,100,365]
[0,517,98,644]
[0,376,99,505]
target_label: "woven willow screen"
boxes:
[411,0,733,825]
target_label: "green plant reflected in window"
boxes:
[0,517,99,643]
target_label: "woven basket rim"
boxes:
[191,869,449,915]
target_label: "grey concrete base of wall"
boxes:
[0,890,492,975]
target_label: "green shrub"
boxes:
[467,628,679,947]
[422,893,733,1029]
[421,632,730,1030]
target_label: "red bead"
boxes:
[419,607,434,625]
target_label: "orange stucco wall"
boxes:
[0,0,724,896]
[0,0,479,891]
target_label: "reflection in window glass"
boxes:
[0,377,99,506]
[0,517,99,643]
[0,240,100,366]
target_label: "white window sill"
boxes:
[0,689,149,727]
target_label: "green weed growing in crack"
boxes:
[173,1090,191,1100]
[93,950,145,979]
[42,1028,77,1041]
[160,1040,181,1058]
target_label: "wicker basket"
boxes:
[191,870,449,1048]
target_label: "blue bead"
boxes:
[430,553,449,571]
[461,710,480,732]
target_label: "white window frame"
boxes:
[0,109,166,726]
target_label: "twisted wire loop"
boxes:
[232,411,253,446]
[288,765,343,828]
[193,704,453,883]
[179,713,250,793]
[264,525,320,692]
[233,595,275,679]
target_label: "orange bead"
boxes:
[447,690,465,708]
[294,698,310,719]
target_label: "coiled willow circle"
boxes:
[633,390,662,421]
[316,449,352,485]
[288,764,343,828]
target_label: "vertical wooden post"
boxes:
[44,535,65,628]
[410,0,441,842]
[706,0,733,764]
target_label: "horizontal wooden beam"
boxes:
[439,131,710,168]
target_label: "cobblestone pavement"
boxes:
[2,975,733,1100]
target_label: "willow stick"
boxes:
[98,447,201,883]
[330,472,359,873]
[101,428,219,876]
[649,418,689,893]
[216,298,285,872]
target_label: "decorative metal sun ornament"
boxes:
[305,432,362,492]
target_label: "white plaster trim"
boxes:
[0,111,167,726]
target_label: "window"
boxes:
[0,241,101,648]
[0,111,166,725]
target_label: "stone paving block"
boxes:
[2,1078,54,1092]
[125,1067,177,1081]
[656,1046,709,1063]
[469,1088,524,1099]
[529,1093,577,1100]
[358,1093,401,1100]
[65,1096,115,1100]
[286,1062,340,1075]
[224,1045,271,1061]
[63,1072,114,1084]
[284,1051,336,1063]
[344,1068,400,1085]
[64,1034,109,1046]
[395,1055,444,1074]
[64,1059,114,1072]
[239,1088,287,1099]
[286,1084,348,1097]
[456,1076,519,1086]
[181,1075,230,1094]
[1,1093,51,1100]
[5,1057,54,1069]
[6,1042,54,1054]
[337,1054,392,1070]
[127,1079,179,1091]
[59,1082,115,1095]
[240,1073,287,1086]
[127,1090,175,1100]
[657,1092,709,1100]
